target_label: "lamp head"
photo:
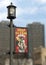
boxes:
[7,2,16,19]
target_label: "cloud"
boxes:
[16,7,38,17]
[34,0,46,4]
[0,12,7,21]
[0,0,11,8]
[39,0,46,3]
[41,6,46,12]
[0,0,11,21]
[0,0,46,21]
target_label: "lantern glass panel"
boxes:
[10,7,15,16]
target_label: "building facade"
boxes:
[33,47,46,65]
[0,21,45,65]
[0,21,33,65]
[0,21,15,65]
[27,22,45,57]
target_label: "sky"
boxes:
[0,0,46,45]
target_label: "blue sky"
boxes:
[0,0,46,45]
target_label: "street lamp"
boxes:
[7,2,16,19]
[7,2,16,65]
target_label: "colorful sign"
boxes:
[15,27,28,53]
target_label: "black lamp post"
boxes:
[7,2,16,65]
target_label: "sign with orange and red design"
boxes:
[15,27,28,53]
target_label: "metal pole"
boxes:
[10,19,13,65]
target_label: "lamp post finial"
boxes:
[11,2,12,5]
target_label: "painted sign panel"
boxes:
[15,27,28,53]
